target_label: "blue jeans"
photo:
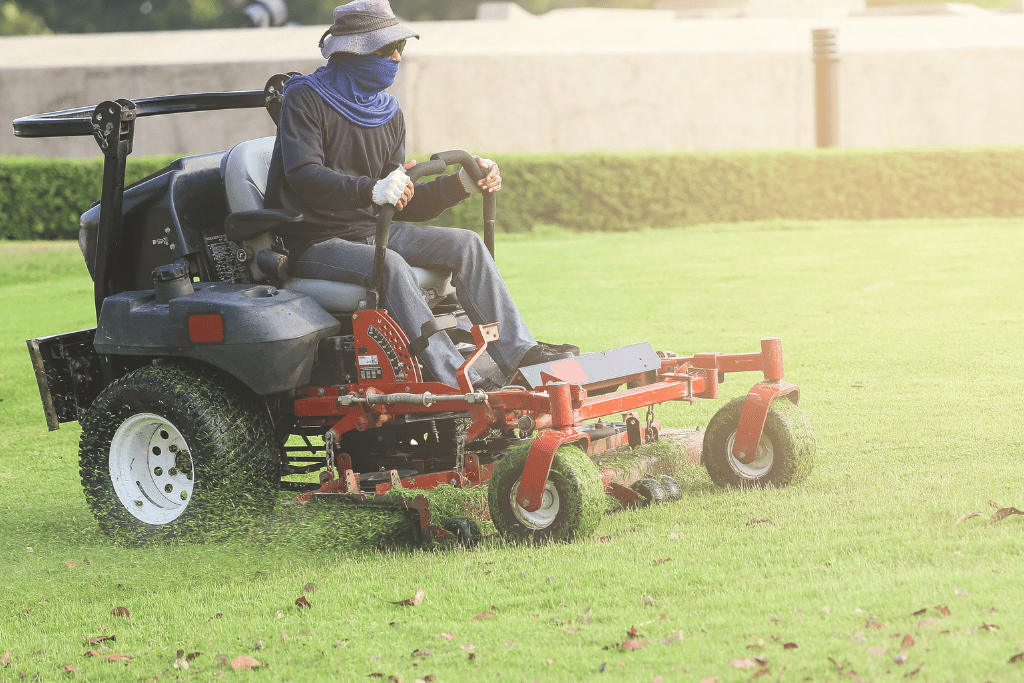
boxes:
[292,223,537,387]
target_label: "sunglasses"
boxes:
[376,39,407,56]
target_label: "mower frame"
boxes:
[16,75,812,545]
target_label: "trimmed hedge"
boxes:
[4,147,1024,240]
[0,156,176,240]
[441,147,1024,233]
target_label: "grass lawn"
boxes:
[1,218,1023,682]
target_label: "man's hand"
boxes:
[459,156,501,194]
[372,160,416,210]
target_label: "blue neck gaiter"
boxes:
[285,53,400,127]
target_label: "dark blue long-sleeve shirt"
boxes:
[267,82,468,256]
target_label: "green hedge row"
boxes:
[3,147,1024,240]
[442,147,1024,233]
[0,156,176,241]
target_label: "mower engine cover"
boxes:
[94,283,341,395]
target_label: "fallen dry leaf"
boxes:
[700,678,720,683]
[919,618,943,628]
[753,669,771,679]
[110,606,130,618]
[1,652,10,665]
[295,596,311,608]
[865,620,884,630]
[563,628,582,635]
[893,652,908,664]
[231,656,263,670]
[867,647,887,656]
[411,648,432,658]
[783,642,798,650]
[304,582,317,593]
[99,651,131,663]
[902,635,915,649]
[392,588,425,607]
[621,640,648,650]
[730,658,757,669]
[936,605,951,616]
[747,518,775,525]
[186,652,202,661]
[952,511,982,528]
[65,561,76,569]
[86,635,115,645]
[988,499,1002,509]
[1009,652,1024,664]
[978,622,1000,631]
[62,664,76,672]
[626,626,641,639]
[911,608,927,617]
[990,507,1024,524]
[654,558,671,565]
[473,611,494,620]
[906,662,923,676]
[431,633,454,640]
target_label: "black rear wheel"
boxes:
[79,363,280,545]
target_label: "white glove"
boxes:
[372,166,410,206]
[459,157,497,194]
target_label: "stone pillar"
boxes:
[812,28,840,147]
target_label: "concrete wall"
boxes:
[2,12,1023,158]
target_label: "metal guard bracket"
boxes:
[731,380,800,464]
[91,99,136,155]
[515,428,590,512]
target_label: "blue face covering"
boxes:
[284,53,401,127]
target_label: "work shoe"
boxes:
[475,375,507,392]
[517,342,580,368]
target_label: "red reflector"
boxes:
[188,314,224,343]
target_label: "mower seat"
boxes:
[221,137,455,314]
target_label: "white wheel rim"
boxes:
[109,413,195,525]
[510,479,560,530]
[725,430,774,479]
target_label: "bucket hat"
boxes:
[318,0,419,59]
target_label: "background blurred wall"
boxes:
[2,12,1023,158]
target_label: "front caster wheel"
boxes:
[703,396,815,488]
[487,444,603,543]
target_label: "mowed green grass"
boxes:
[1,218,1023,682]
